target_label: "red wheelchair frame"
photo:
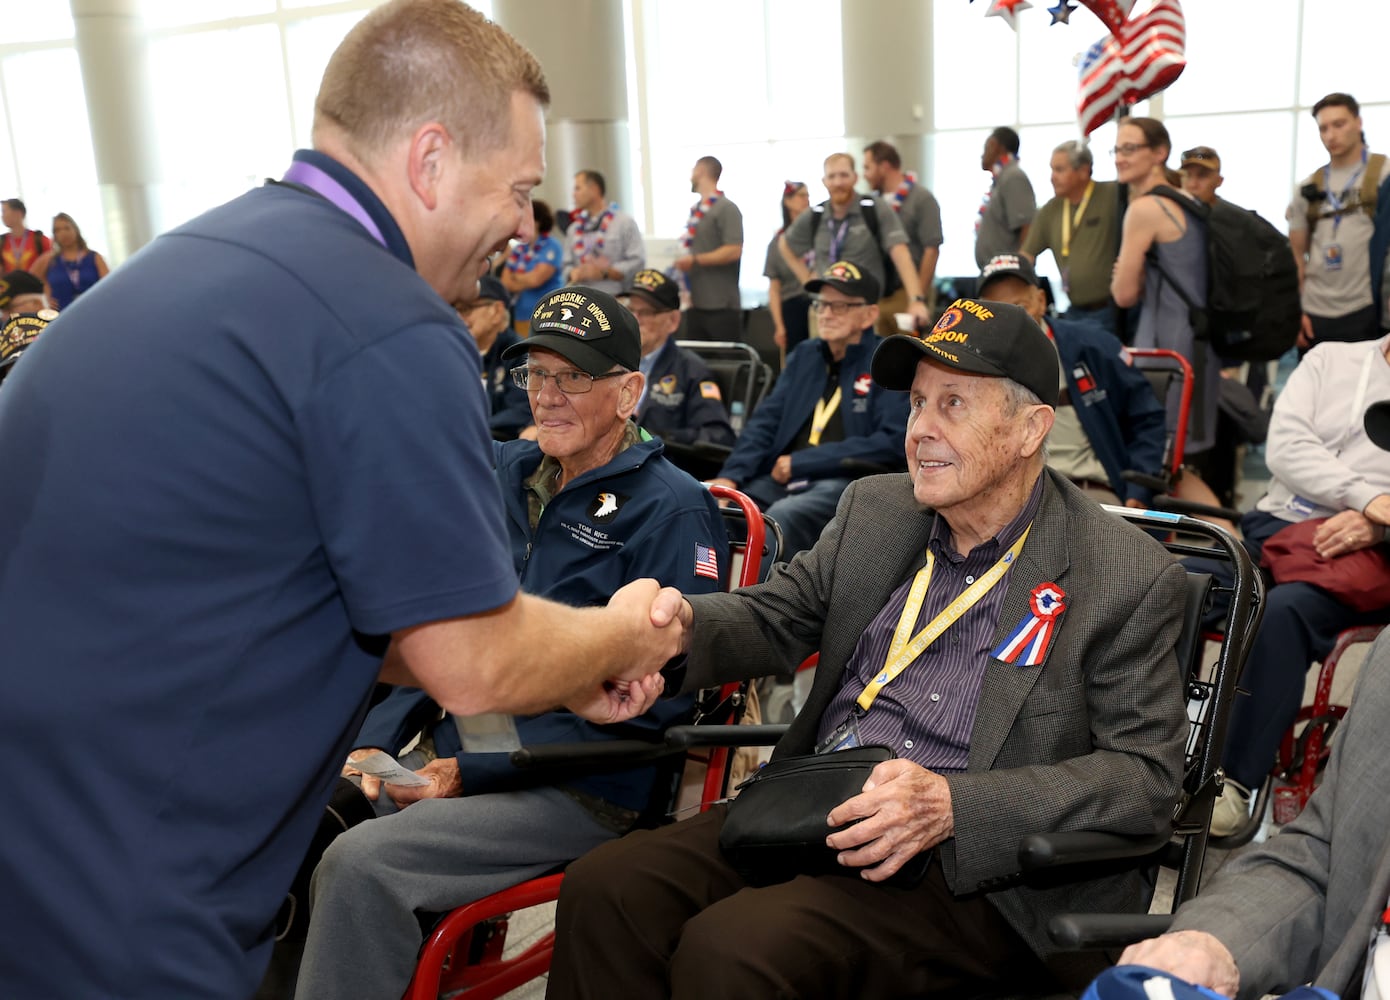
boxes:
[402,485,768,1000]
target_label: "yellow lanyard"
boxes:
[1059,181,1095,260]
[808,386,842,446]
[856,526,1031,713]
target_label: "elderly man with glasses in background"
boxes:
[294,285,728,1000]
[707,260,909,557]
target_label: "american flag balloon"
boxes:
[1077,0,1187,136]
[1078,0,1138,36]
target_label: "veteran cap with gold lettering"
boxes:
[0,309,56,378]
[623,268,680,312]
[502,285,641,376]
[870,297,1060,407]
[804,259,881,303]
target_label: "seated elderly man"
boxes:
[622,268,736,449]
[707,260,909,557]
[1121,406,1390,999]
[294,287,728,1000]
[456,273,532,440]
[977,253,1166,507]
[1205,331,1390,836]
[546,299,1189,1000]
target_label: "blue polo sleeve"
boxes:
[298,321,518,636]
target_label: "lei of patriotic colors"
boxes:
[572,203,617,260]
[976,153,1016,233]
[887,171,917,212]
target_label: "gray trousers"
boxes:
[294,786,617,1000]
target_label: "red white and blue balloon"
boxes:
[1077,0,1187,135]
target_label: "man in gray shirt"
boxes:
[562,169,645,298]
[1287,92,1390,348]
[863,140,944,336]
[975,126,1037,269]
[779,152,930,329]
[672,155,744,342]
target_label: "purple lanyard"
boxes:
[282,160,387,247]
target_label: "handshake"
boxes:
[563,579,694,726]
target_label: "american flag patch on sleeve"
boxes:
[694,542,720,580]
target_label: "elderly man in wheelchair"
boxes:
[290,287,728,1000]
[545,299,1192,1000]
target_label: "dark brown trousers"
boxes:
[546,804,1089,1000]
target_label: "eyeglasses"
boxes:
[510,366,626,394]
[1181,148,1216,161]
[626,307,668,322]
[810,298,868,316]
[1110,143,1151,157]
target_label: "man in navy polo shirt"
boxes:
[0,3,683,998]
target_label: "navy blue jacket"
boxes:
[720,333,909,484]
[1048,316,1168,504]
[356,434,727,811]
[479,327,532,437]
[638,337,736,447]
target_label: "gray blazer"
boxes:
[684,469,1189,959]
[1170,628,1390,1000]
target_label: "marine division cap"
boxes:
[624,268,681,312]
[502,285,641,376]
[870,297,1060,407]
[804,260,881,304]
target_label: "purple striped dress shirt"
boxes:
[815,475,1044,773]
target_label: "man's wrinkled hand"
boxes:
[383,757,462,809]
[1119,930,1239,998]
[567,673,665,725]
[824,759,953,881]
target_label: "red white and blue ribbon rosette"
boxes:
[992,582,1067,666]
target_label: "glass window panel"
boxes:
[644,1,770,146]
[283,11,373,149]
[139,0,276,29]
[6,0,73,43]
[1017,13,1096,125]
[1299,2,1390,107]
[146,24,293,232]
[927,130,995,281]
[1165,111,1297,236]
[933,3,1017,131]
[1162,0,1299,115]
[1,48,106,256]
[765,0,844,139]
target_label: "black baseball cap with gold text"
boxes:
[870,297,1060,406]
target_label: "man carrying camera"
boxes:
[1288,92,1390,350]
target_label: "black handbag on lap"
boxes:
[718,745,931,888]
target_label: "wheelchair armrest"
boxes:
[1018,829,1171,870]
[1146,496,1245,523]
[1048,912,1173,950]
[663,724,790,749]
[508,739,676,768]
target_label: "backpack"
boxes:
[1147,186,1301,362]
[808,196,902,297]
[1302,152,1387,233]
